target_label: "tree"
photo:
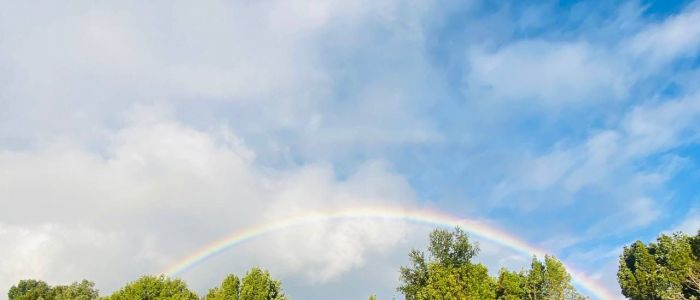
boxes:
[399,228,586,300]
[524,256,584,300]
[239,267,287,300]
[8,279,98,300]
[53,280,99,300]
[8,279,53,300]
[415,262,495,300]
[496,268,526,300]
[543,255,575,299]
[690,231,700,295]
[618,231,700,300]
[104,275,198,300]
[526,257,546,300]
[206,274,241,300]
[368,294,378,300]
[398,227,495,300]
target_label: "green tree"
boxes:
[8,279,53,300]
[368,294,378,300]
[104,275,198,300]
[618,231,700,300]
[398,227,585,300]
[496,268,526,300]
[206,274,241,300]
[398,228,495,300]
[526,257,546,300]
[53,280,99,300]
[239,267,287,300]
[525,256,583,300]
[416,262,495,300]
[686,231,700,297]
[543,255,574,299]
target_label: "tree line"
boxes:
[8,227,700,299]
[9,267,286,300]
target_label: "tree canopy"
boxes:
[398,227,586,300]
[206,268,287,300]
[104,275,198,300]
[618,230,700,300]
[8,279,98,300]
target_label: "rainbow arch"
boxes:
[163,206,619,300]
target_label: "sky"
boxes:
[1,0,700,299]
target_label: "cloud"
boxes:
[667,207,700,235]
[465,40,626,105]
[0,223,154,293]
[0,109,420,295]
[621,93,700,157]
[0,1,442,297]
[2,1,700,299]
[0,0,440,154]
[625,4,700,66]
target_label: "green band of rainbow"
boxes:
[162,206,619,300]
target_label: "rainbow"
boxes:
[163,206,619,300]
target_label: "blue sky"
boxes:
[1,0,700,299]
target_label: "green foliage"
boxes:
[618,231,700,300]
[399,228,585,300]
[496,268,526,300]
[398,249,429,299]
[368,294,378,300]
[104,275,198,300]
[205,268,287,300]
[399,227,485,300]
[239,267,287,300]
[9,268,288,300]
[524,255,583,300]
[415,262,496,300]
[428,228,479,267]
[206,274,241,300]
[53,280,99,300]
[8,279,53,300]
[8,279,98,300]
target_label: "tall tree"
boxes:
[398,228,495,300]
[105,275,198,300]
[543,255,574,299]
[525,256,584,300]
[399,227,586,300]
[526,257,546,300]
[618,231,700,300]
[239,267,287,300]
[206,274,241,300]
[496,268,526,300]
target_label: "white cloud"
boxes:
[667,207,700,235]
[0,0,439,153]
[0,1,444,297]
[0,109,420,295]
[626,5,700,66]
[492,90,700,233]
[622,93,700,157]
[465,40,626,105]
[0,223,152,294]
[463,3,700,110]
